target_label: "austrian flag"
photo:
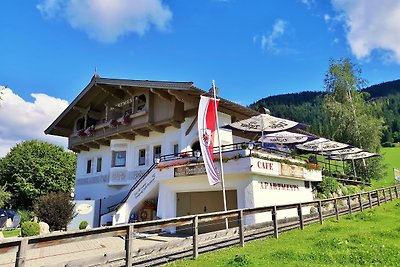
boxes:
[198,95,220,185]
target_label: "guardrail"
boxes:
[1,185,398,267]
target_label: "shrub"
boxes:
[315,177,340,196]
[18,210,36,224]
[34,192,76,231]
[79,220,89,230]
[382,142,395,147]
[21,222,40,237]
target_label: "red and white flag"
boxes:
[198,95,220,185]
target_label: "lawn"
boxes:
[1,228,20,238]
[169,147,400,267]
[371,147,400,189]
[169,200,400,267]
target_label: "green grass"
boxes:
[372,147,400,189]
[169,201,400,267]
[169,147,400,267]
[1,228,20,238]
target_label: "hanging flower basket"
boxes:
[77,129,86,137]
[85,125,95,137]
[108,118,119,128]
[123,115,132,125]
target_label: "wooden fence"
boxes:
[1,184,399,267]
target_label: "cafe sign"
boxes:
[280,163,304,179]
[174,164,207,177]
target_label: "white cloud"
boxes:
[332,0,400,63]
[323,14,331,22]
[299,0,315,9]
[260,19,288,54]
[37,0,173,43]
[0,86,69,157]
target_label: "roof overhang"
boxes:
[45,75,259,137]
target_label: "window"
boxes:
[153,145,161,161]
[112,151,126,167]
[134,94,146,112]
[173,144,179,156]
[86,159,92,174]
[305,181,311,189]
[96,157,102,172]
[139,149,146,166]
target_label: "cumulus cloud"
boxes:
[260,19,288,54]
[0,86,69,157]
[332,0,400,63]
[37,0,173,43]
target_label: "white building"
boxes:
[46,76,322,230]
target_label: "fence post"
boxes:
[272,206,278,238]
[377,190,381,206]
[125,225,134,267]
[334,199,339,220]
[16,238,28,267]
[395,186,399,199]
[318,201,323,224]
[383,189,387,203]
[389,187,393,201]
[367,192,372,209]
[297,203,304,230]
[347,196,352,215]
[193,216,199,259]
[358,193,363,212]
[238,210,245,247]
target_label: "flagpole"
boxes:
[212,80,228,229]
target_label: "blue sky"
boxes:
[1,0,400,156]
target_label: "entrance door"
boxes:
[177,190,238,234]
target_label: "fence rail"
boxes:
[1,185,399,267]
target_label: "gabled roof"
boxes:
[45,75,259,137]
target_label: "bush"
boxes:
[18,210,36,224]
[34,192,76,231]
[382,142,395,147]
[315,177,340,196]
[21,222,40,237]
[79,220,89,230]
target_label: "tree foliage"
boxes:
[0,184,11,209]
[34,192,76,231]
[0,140,76,209]
[250,79,400,144]
[322,58,385,180]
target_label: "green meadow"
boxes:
[169,147,400,267]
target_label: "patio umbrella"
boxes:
[329,147,364,156]
[296,138,349,153]
[225,114,301,134]
[329,151,378,161]
[258,131,316,144]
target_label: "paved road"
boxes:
[0,233,186,267]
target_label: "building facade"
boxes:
[46,76,322,229]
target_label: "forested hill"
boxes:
[251,79,400,108]
[250,79,400,144]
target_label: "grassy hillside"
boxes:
[170,201,400,267]
[371,147,400,189]
[169,147,400,267]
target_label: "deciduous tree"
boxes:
[0,140,76,209]
[323,58,385,180]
